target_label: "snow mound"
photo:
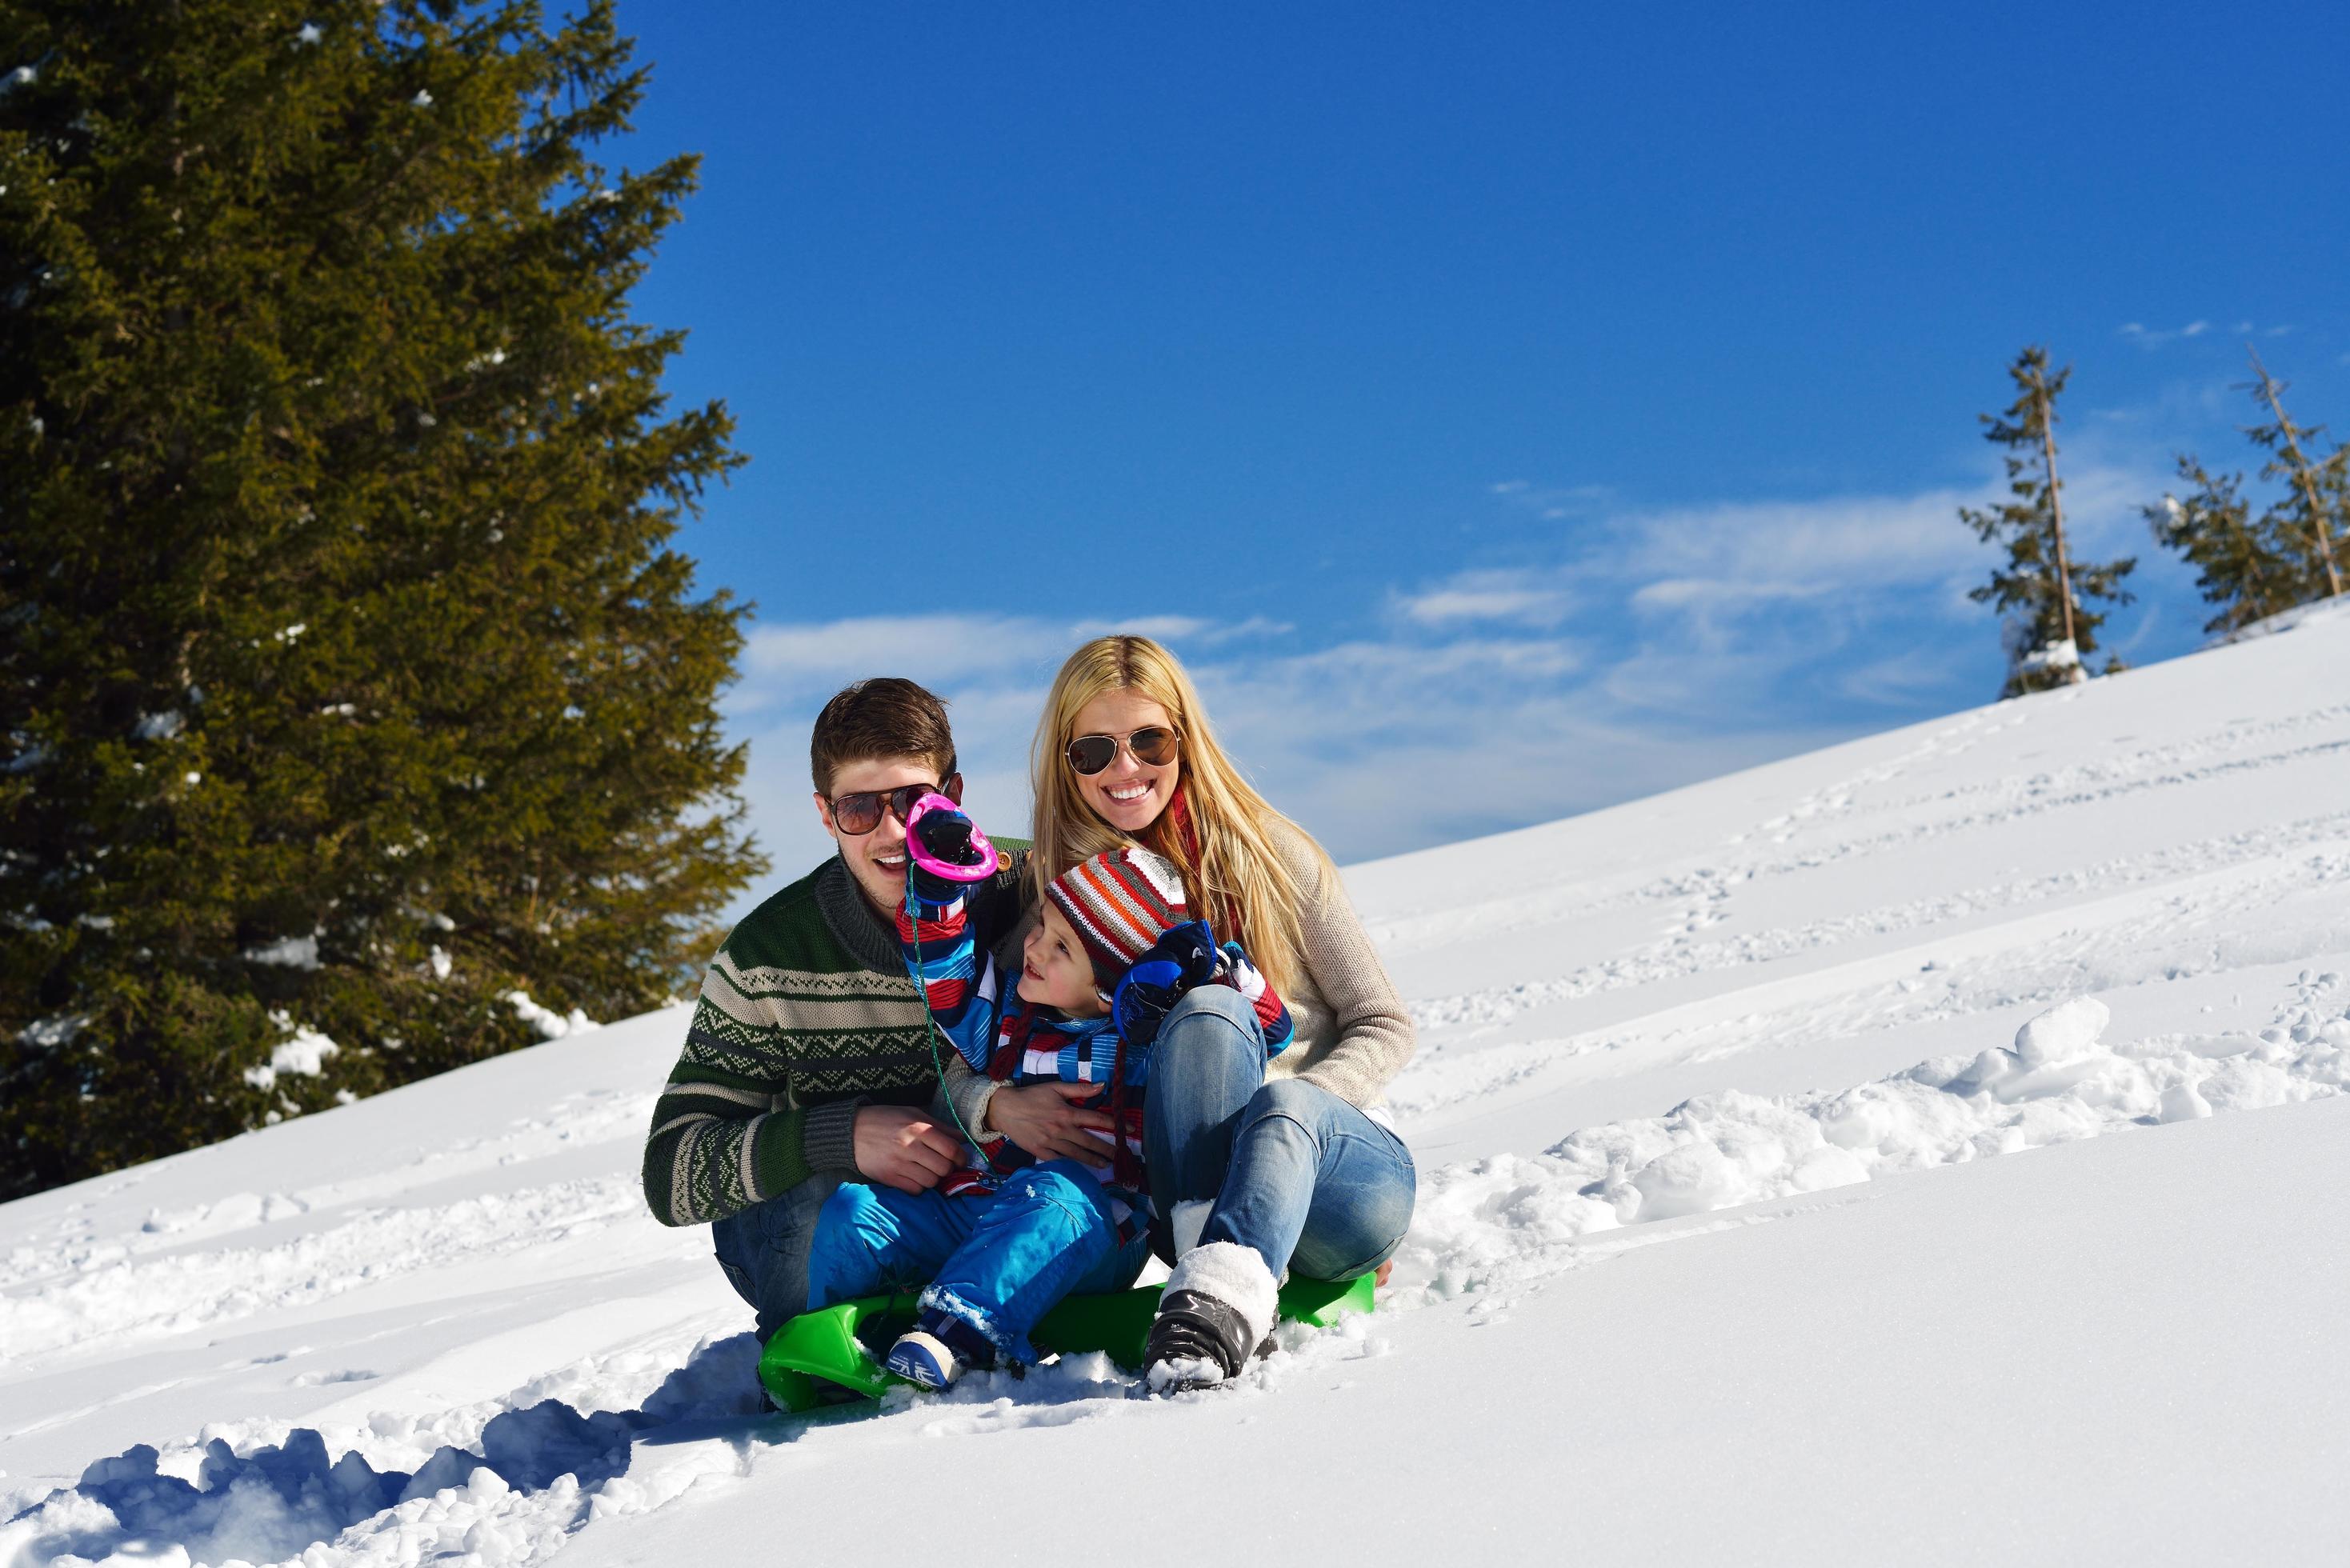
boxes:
[1392,989,2350,1302]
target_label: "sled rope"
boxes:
[905,860,1005,1173]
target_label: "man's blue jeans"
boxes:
[710,1172,841,1341]
[803,1160,1150,1365]
[1143,986,1415,1280]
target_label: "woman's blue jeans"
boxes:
[1143,986,1415,1280]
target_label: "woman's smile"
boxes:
[1070,690,1179,831]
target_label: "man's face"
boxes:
[815,754,949,914]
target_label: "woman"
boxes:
[1013,634,1415,1390]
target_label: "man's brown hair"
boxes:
[809,678,958,794]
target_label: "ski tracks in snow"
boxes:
[1390,818,2350,1118]
[1376,698,2350,973]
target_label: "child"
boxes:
[803,793,1292,1388]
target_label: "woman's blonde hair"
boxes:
[1031,635,1331,998]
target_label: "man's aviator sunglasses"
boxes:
[1064,726,1180,776]
[827,775,959,836]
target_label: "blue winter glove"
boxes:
[1111,918,1220,1048]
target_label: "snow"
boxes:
[240,1018,339,1091]
[5,611,2348,1566]
[503,992,597,1042]
[2212,590,2350,647]
[242,936,319,971]
[2015,635,2081,678]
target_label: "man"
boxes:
[640,678,1030,1337]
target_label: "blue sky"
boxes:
[607,1,2350,908]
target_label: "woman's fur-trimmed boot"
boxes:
[1143,1241,1279,1394]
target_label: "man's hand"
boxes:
[852,1104,966,1194]
[986,1082,1118,1170]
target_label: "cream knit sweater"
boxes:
[1252,816,1416,1110]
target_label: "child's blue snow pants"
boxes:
[805,1158,1150,1366]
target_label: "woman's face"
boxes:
[1068,689,1179,834]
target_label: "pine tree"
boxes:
[0,1,763,1199]
[2144,458,2300,637]
[2239,346,2347,606]
[1958,346,2136,697]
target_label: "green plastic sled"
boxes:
[758,1272,1376,1414]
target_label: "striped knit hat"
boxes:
[1046,846,1190,987]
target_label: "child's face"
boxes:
[1023,901,1107,1017]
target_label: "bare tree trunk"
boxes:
[2248,346,2345,600]
[2036,375,2078,649]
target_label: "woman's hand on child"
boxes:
[853,1105,968,1194]
[987,1082,1118,1171]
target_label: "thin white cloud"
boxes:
[1180,614,1295,646]
[1610,490,1984,589]
[1393,576,1575,628]
[737,611,1283,704]
[1838,648,1964,706]
[1629,577,1829,611]
[1487,479,1615,522]
[2120,319,2213,348]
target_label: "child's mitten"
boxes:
[1112,918,1220,1047]
[903,793,999,902]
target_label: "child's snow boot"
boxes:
[884,1307,996,1390]
[1143,1241,1279,1394]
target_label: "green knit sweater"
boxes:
[642,849,1027,1228]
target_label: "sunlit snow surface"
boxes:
[6,605,2349,1566]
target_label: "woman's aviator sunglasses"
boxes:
[1064,726,1180,777]
[827,775,959,836]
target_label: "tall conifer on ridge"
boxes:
[2237,346,2346,606]
[2144,459,2298,638]
[1958,346,2136,698]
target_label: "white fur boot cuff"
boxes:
[1162,1240,1279,1349]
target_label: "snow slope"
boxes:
[6,604,2348,1566]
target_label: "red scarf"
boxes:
[1156,784,1244,950]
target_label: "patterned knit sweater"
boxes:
[641,849,1027,1228]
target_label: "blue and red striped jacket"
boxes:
[895,884,1291,1233]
